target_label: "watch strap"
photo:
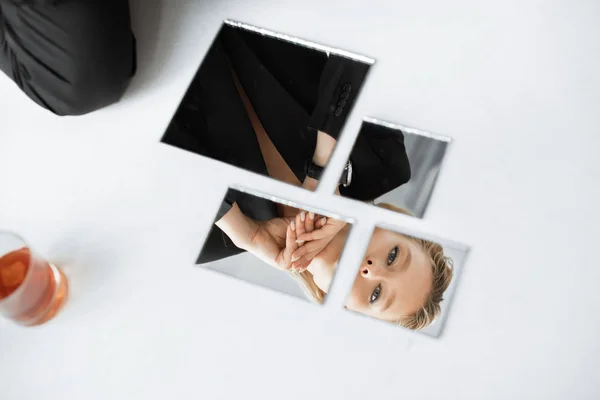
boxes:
[304,160,324,180]
[304,159,352,187]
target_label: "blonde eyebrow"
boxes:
[400,246,412,272]
[382,248,412,313]
[382,292,395,313]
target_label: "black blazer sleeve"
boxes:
[198,188,279,264]
[307,55,370,140]
[215,190,237,221]
[214,189,278,222]
[197,190,246,265]
[340,124,411,201]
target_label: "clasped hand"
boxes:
[247,210,346,272]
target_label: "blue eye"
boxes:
[370,284,381,304]
[387,246,399,266]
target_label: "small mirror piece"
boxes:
[336,119,451,218]
[344,225,467,337]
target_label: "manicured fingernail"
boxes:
[300,211,305,221]
[290,221,295,230]
[309,212,315,220]
[296,240,305,245]
[321,217,327,225]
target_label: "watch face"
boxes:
[345,161,353,186]
[340,161,352,187]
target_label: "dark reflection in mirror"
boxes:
[199,188,352,303]
[162,21,372,190]
[336,119,450,218]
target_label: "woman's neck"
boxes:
[306,225,351,293]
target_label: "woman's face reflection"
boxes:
[345,228,433,322]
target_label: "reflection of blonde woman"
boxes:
[218,203,453,330]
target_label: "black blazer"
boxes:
[161,25,411,263]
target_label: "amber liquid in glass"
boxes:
[0,247,68,325]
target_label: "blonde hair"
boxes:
[292,203,454,330]
[292,269,326,304]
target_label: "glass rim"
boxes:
[0,230,38,306]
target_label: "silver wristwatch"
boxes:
[340,160,353,187]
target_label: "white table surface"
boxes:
[1,1,599,399]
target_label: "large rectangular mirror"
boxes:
[162,21,373,194]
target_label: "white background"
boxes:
[1,0,599,399]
